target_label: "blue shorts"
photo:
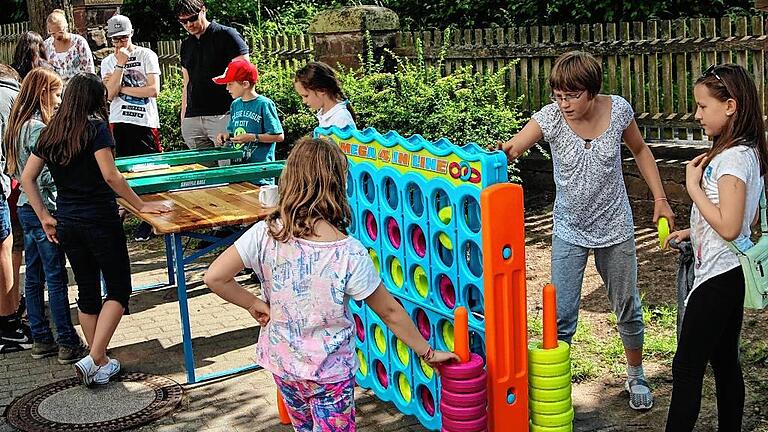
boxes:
[0,199,12,241]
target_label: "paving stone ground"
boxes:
[0,238,429,432]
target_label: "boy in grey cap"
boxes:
[101,14,161,241]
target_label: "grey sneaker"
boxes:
[31,341,58,359]
[93,358,121,385]
[58,343,89,365]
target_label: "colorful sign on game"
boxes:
[319,126,506,190]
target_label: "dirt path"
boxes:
[523,197,768,432]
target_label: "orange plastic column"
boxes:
[277,390,291,424]
[542,284,558,349]
[454,306,470,363]
[480,183,529,431]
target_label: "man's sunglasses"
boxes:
[111,35,129,43]
[178,11,201,25]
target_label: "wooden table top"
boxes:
[118,182,272,234]
[122,163,208,179]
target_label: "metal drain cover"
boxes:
[5,373,183,432]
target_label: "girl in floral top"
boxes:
[205,137,458,431]
[44,9,94,86]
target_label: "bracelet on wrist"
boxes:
[419,346,435,362]
[115,64,125,69]
[654,197,668,202]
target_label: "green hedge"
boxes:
[157,41,526,178]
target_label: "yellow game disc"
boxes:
[374,325,386,354]
[438,232,453,250]
[369,249,380,274]
[391,258,404,287]
[438,206,452,224]
[396,338,410,366]
[442,321,455,351]
[420,359,434,379]
[413,266,428,298]
[658,217,670,249]
[357,349,368,376]
[398,374,412,402]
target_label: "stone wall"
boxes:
[309,6,399,70]
[518,155,693,227]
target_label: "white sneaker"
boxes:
[73,355,98,386]
[93,358,121,385]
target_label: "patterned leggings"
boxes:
[274,375,356,432]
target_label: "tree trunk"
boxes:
[27,0,74,36]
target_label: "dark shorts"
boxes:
[57,219,132,315]
[110,122,161,157]
[11,218,22,253]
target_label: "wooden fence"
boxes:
[0,22,29,67]
[393,15,768,141]
[2,16,767,141]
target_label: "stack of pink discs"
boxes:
[439,353,487,432]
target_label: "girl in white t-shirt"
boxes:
[663,64,768,431]
[294,61,357,129]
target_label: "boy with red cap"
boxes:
[214,60,284,168]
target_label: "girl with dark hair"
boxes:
[11,31,50,80]
[20,73,170,386]
[294,61,357,129]
[663,63,767,431]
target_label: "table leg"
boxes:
[172,232,196,384]
[165,234,176,286]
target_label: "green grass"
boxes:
[528,299,680,382]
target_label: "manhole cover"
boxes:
[4,373,183,432]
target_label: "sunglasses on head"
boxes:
[703,64,733,96]
[178,11,201,25]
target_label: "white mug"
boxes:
[258,184,279,207]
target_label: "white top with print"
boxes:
[532,95,635,248]
[690,145,762,291]
[101,46,161,128]
[235,221,380,383]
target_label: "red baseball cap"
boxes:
[212,60,259,84]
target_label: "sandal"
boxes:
[625,377,654,410]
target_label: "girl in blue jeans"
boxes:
[3,67,86,364]
[499,51,675,410]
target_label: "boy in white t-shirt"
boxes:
[101,14,162,241]
[101,15,161,158]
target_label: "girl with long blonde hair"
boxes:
[4,67,88,364]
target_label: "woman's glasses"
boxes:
[549,91,584,103]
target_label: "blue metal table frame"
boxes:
[119,182,269,384]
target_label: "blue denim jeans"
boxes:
[18,205,79,347]
[551,235,645,350]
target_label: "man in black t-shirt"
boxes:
[175,0,249,151]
